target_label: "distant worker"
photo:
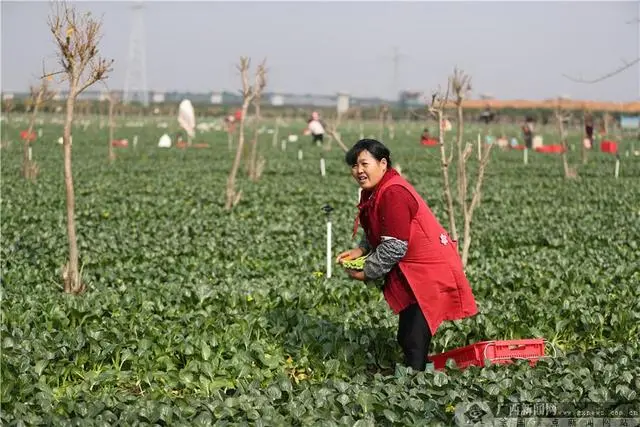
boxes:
[480,106,494,125]
[305,111,325,146]
[224,109,244,134]
[522,116,535,149]
[585,114,595,149]
[420,128,437,146]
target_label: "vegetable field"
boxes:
[2,116,639,425]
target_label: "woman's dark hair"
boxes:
[345,139,392,167]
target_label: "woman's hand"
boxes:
[345,269,366,281]
[336,247,365,265]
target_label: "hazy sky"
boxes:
[1,1,638,101]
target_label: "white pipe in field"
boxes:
[326,220,332,279]
[281,140,286,151]
[28,147,32,161]
[133,135,138,148]
[615,158,620,179]
[524,148,528,165]
[298,149,303,160]
[320,158,326,177]
[38,128,42,138]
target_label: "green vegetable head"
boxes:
[341,255,368,270]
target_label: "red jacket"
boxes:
[354,169,478,335]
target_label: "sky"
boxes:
[1,1,638,102]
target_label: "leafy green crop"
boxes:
[342,256,368,271]
[1,116,639,424]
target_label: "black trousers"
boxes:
[397,303,432,371]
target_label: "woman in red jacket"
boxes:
[336,139,478,371]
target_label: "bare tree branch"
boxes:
[324,113,349,152]
[248,58,267,181]
[563,58,639,84]
[428,88,457,244]
[226,57,267,209]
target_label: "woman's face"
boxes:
[351,150,388,190]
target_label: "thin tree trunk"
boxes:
[23,90,43,178]
[62,92,83,294]
[272,120,279,148]
[225,104,249,210]
[108,96,115,162]
[248,102,261,181]
[438,110,457,243]
[461,142,493,267]
[456,104,468,210]
[556,112,574,178]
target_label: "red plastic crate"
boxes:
[429,339,547,371]
[535,145,564,154]
[421,138,438,146]
[601,140,618,154]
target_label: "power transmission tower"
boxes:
[390,46,408,101]
[123,2,149,107]
[636,1,640,101]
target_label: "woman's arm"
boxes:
[363,237,409,280]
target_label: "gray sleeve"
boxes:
[363,236,409,280]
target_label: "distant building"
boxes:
[337,92,350,113]
[210,92,223,104]
[152,92,166,103]
[399,91,425,108]
[270,94,284,106]
[1,88,398,109]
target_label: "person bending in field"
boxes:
[336,139,478,371]
[305,111,325,146]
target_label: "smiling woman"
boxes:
[336,139,479,371]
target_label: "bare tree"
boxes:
[271,116,281,148]
[378,104,387,140]
[2,97,14,126]
[225,57,266,210]
[107,90,118,162]
[452,70,494,267]
[324,112,349,152]
[428,86,457,244]
[247,62,267,182]
[22,77,54,180]
[428,68,494,268]
[554,100,578,179]
[46,2,113,294]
